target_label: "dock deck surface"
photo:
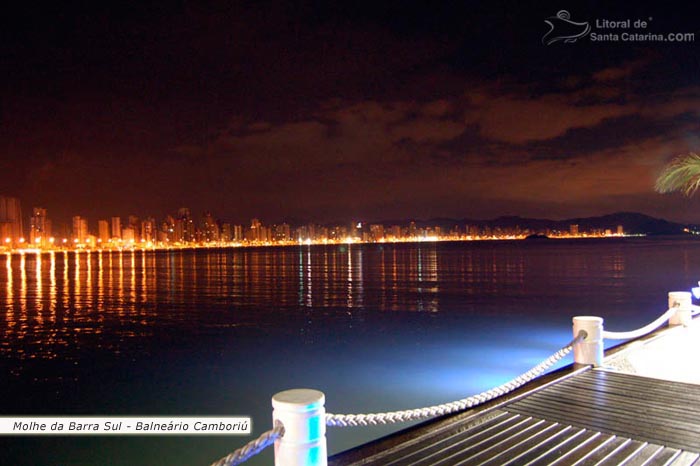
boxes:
[330,317,700,465]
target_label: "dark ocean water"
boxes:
[1,237,699,465]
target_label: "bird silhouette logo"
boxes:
[542,10,591,45]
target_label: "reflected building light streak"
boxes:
[306,246,312,307]
[260,252,270,302]
[416,249,424,310]
[86,250,92,307]
[117,250,124,315]
[35,253,43,323]
[298,247,304,306]
[62,251,69,310]
[231,252,242,304]
[191,251,198,299]
[74,252,81,310]
[426,246,438,283]
[148,251,156,301]
[322,250,329,307]
[108,250,114,308]
[346,246,353,308]
[167,251,175,303]
[417,248,423,285]
[391,248,399,310]
[205,252,212,286]
[97,251,104,304]
[217,253,226,297]
[177,252,184,303]
[356,247,363,307]
[426,246,439,312]
[220,252,228,298]
[5,253,12,308]
[3,255,13,343]
[379,248,386,309]
[141,251,147,303]
[130,250,136,306]
[19,253,27,313]
[49,251,56,319]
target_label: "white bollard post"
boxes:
[668,291,692,326]
[272,389,327,466]
[572,316,604,367]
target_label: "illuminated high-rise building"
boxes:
[0,195,23,246]
[128,215,140,232]
[111,217,122,239]
[72,216,89,243]
[122,227,135,243]
[247,218,262,242]
[98,220,110,244]
[29,207,51,247]
[295,225,309,242]
[369,224,385,242]
[201,212,219,242]
[389,225,402,239]
[329,225,348,240]
[274,223,291,242]
[141,217,156,242]
[159,215,175,243]
[176,208,194,242]
[570,224,579,236]
[233,225,243,242]
[220,223,232,242]
[409,222,418,238]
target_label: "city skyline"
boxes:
[2,2,700,225]
[0,194,648,250]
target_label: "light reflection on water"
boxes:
[1,238,700,465]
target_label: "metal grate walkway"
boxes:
[330,369,700,465]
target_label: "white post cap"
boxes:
[272,389,327,466]
[669,291,692,326]
[573,316,604,366]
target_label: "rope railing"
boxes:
[208,333,585,464]
[209,421,284,466]
[602,306,678,340]
[325,331,585,427]
[209,289,699,465]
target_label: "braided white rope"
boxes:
[326,333,584,427]
[602,307,677,340]
[209,420,284,466]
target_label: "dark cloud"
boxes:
[2,1,700,227]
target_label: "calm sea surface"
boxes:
[1,237,700,465]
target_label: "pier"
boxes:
[328,298,700,465]
[211,291,700,466]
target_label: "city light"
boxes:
[0,199,635,254]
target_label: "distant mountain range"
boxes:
[397,212,689,236]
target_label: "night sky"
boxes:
[2,1,700,227]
